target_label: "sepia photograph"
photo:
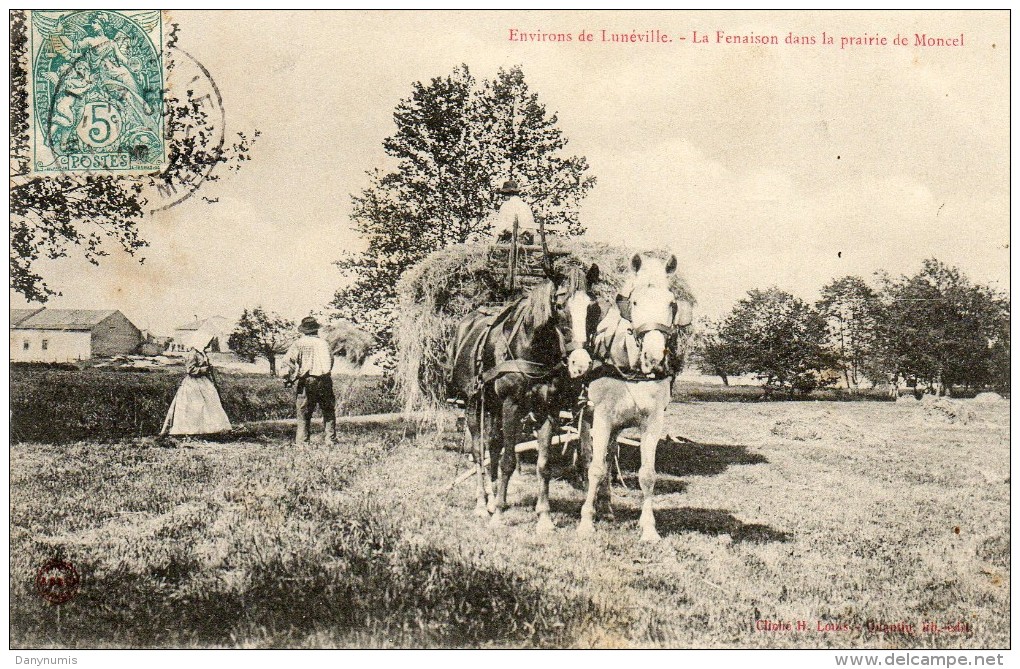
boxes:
[8,8,1010,657]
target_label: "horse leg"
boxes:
[485,419,500,515]
[578,412,611,537]
[466,404,489,518]
[491,399,520,526]
[535,417,555,533]
[638,410,664,543]
[595,427,621,522]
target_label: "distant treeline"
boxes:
[689,259,1009,397]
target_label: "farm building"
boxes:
[10,308,143,362]
[171,315,232,352]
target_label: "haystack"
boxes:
[275,319,374,368]
[394,239,696,415]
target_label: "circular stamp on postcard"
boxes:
[35,558,81,605]
[145,45,227,213]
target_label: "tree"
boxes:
[9,13,258,303]
[716,287,836,396]
[227,307,294,376]
[331,64,596,348]
[816,276,880,390]
[690,318,739,385]
[874,259,1008,395]
[987,327,1010,393]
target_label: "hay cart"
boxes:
[444,216,641,485]
[444,398,641,488]
[490,205,571,292]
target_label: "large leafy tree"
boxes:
[689,318,740,386]
[227,307,294,376]
[9,13,257,303]
[331,64,596,347]
[716,287,836,396]
[874,259,1008,394]
[816,276,880,390]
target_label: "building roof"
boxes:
[174,315,229,332]
[174,318,204,331]
[12,309,120,331]
[10,308,44,327]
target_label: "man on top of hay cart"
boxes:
[492,179,537,245]
[281,316,336,446]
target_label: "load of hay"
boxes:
[920,397,976,425]
[394,239,696,415]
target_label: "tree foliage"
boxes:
[331,64,596,347]
[9,13,258,303]
[816,276,880,390]
[715,287,836,395]
[873,259,1008,393]
[227,307,294,376]
[701,262,1008,396]
[689,318,739,386]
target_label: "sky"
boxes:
[12,10,1010,334]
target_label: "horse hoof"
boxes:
[536,515,555,534]
[487,500,498,515]
[576,520,595,538]
[640,528,661,543]
[473,505,491,519]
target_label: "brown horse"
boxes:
[448,263,600,530]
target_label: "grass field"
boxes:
[10,396,1009,648]
[10,365,399,443]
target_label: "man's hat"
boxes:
[299,316,320,334]
[496,180,520,195]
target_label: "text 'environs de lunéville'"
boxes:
[507,29,967,49]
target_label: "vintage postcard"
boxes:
[8,9,1010,660]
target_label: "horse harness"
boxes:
[469,296,565,394]
[599,294,687,383]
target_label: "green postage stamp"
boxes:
[29,10,164,174]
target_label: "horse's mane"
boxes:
[520,265,589,328]
[522,282,554,328]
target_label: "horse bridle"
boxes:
[617,293,684,375]
[553,283,592,356]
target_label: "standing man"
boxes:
[282,316,336,445]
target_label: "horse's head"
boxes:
[626,253,692,376]
[549,263,601,378]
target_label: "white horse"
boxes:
[578,253,692,542]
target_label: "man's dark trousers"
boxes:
[295,374,336,444]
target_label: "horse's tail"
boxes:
[446,312,490,400]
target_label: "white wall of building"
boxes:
[10,330,91,362]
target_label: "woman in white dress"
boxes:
[160,332,232,437]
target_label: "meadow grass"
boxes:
[10,366,399,444]
[10,398,1009,648]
